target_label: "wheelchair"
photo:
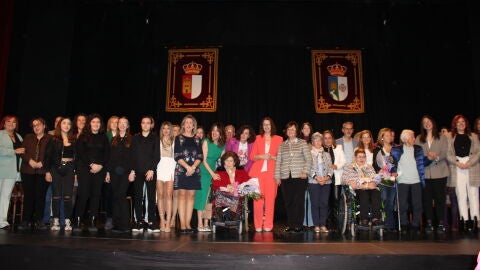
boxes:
[211,190,246,235]
[337,185,386,237]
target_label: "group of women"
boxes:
[0,113,479,235]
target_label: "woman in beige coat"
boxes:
[446,115,480,231]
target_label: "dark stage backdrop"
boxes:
[4,0,479,139]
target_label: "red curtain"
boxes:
[0,0,15,116]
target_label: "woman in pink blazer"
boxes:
[225,125,256,173]
[249,117,283,232]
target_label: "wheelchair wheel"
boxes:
[337,191,348,234]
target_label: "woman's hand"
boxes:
[145,170,154,181]
[28,159,37,169]
[299,172,307,179]
[275,179,281,186]
[186,165,195,176]
[45,172,52,182]
[315,176,329,185]
[90,164,103,174]
[226,184,234,193]
[212,173,220,180]
[105,172,111,183]
[14,147,25,154]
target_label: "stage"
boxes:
[1,225,478,270]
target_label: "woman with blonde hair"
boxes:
[156,121,176,232]
[173,115,203,233]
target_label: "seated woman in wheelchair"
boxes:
[212,151,250,221]
[341,148,383,227]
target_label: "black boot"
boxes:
[88,216,97,232]
[73,217,82,232]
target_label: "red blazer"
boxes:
[248,134,283,179]
[212,169,250,192]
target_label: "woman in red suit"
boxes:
[249,117,283,232]
[212,151,250,219]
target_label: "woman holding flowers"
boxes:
[342,148,382,226]
[212,151,250,221]
[373,127,397,231]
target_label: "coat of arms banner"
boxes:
[311,50,364,113]
[166,48,218,112]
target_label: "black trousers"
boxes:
[398,183,423,227]
[357,189,381,220]
[280,177,308,228]
[75,168,105,218]
[51,164,75,219]
[110,172,131,230]
[423,177,447,224]
[101,182,113,218]
[133,172,157,223]
[21,173,48,223]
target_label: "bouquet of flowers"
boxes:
[377,155,396,187]
[238,178,263,200]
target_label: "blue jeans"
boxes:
[381,185,397,229]
[303,191,313,226]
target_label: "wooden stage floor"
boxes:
[1,225,479,269]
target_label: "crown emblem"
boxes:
[183,61,203,75]
[327,63,347,76]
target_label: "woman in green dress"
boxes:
[194,123,226,232]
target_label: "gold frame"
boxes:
[166,48,218,112]
[311,49,365,113]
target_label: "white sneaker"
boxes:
[64,219,72,231]
[50,218,60,231]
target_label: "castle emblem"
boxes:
[327,63,348,102]
[182,61,203,99]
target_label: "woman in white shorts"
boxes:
[156,121,176,232]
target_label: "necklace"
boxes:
[227,168,235,181]
[8,133,15,142]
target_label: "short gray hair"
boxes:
[311,132,323,141]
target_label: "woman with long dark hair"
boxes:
[45,117,76,231]
[105,116,135,233]
[415,116,449,233]
[194,122,225,232]
[74,113,110,231]
[249,117,283,232]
